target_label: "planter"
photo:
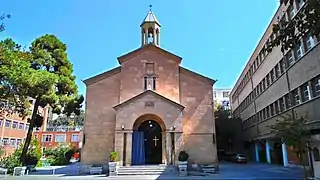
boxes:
[108,162,118,176]
[89,166,102,175]
[178,161,188,177]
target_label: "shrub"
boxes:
[0,137,41,174]
[178,151,189,161]
[43,143,76,166]
[109,151,118,162]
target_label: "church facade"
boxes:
[82,9,218,168]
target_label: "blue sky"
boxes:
[1,0,279,96]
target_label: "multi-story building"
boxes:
[33,114,83,153]
[214,88,231,110]
[0,98,49,155]
[230,0,320,170]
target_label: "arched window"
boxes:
[144,77,148,90]
[314,147,320,161]
[152,77,156,90]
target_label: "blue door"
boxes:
[131,131,145,165]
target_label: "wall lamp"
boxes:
[121,124,125,130]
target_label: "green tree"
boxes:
[269,112,310,178]
[268,0,320,53]
[0,35,84,164]
[0,14,10,32]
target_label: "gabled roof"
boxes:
[179,67,217,86]
[113,90,184,111]
[117,44,182,64]
[82,67,120,86]
[141,10,161,27]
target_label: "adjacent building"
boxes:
[33,113,83,153]
[0,98,49,155]
[230,0,320,170]
[214,88,231,110]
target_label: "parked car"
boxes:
[222,153,247,163]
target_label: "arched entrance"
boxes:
[132,114,165,165]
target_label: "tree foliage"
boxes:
[268,0,320,52]
[269,112,310,153]
[0,35,83,164]
[0,14,10,32]
[48,109,84,126]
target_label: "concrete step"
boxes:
[117,165,177,176]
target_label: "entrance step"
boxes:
[117,165,177,176]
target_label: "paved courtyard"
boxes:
[1,162,304,179]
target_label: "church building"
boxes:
[82,8,218,169]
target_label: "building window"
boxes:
[275,65,280,78]
[18,122,24,130]
[279,98,285,112]
[16,139,22,147]
[266,74,270,87]
[266,106,270,118]
[270,104,274,116]
[285,94,291,108]
[262,109,266,120]
[280,59,285,72]
[10,139,16,147]
[5,120,11,128]
[287,51,295,66]
[306,35,315,51]
[2,138,9,145]
[152,77,156,90]
[288,5,295,19]
[297,0,305,10]
[296,40,304,59]
[42,135,52,142]
[312,76,320,97]
[55,134,66,143]
[270,69,275,83]
[301,83,311,102]
[262,79,266,90]
[292,89,301,105]
[12,121,18,129]
[143,77,148,90]
[25,124,29,131]
[274,101,279,114]
[71,134,80,142]
[222,91,229,98]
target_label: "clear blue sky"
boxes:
[1,0,279,96]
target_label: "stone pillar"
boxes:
[282,139,289,167]
[141,31,145,46]
[266,140,271,164]
[255,142,260,163]
[166,132,172,164]
[162,132,166,164]
[157,31,160,46]
[153,29,157,45]
[145,30,148,45]
[125,132,132,166]
[114,132,124,166]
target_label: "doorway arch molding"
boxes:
[133,113,166,132]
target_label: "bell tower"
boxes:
[141,5,161,47]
